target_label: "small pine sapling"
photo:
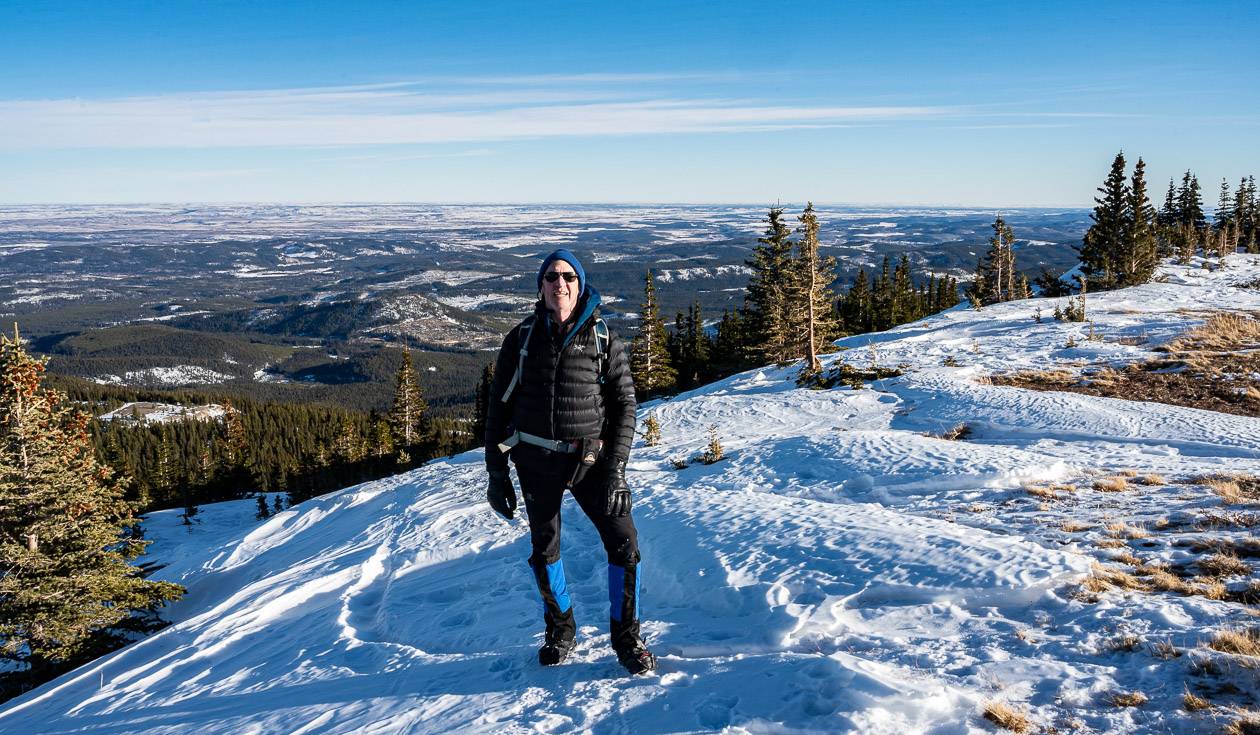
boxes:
[701,425,724,464]
[642,413,662,447]
[255,495,271,520]
[273,495,284,514]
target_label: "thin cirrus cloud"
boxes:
[0,79,961,150]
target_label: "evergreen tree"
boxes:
[889,256,909,324]
[1121,157,1158,286]
[872,256,894,331]
[1079,152,1129,289]
[255,494,271,520]
[841,267,873,334]
[1237,176,1258,252]
[215,400,252,498]
[970,215,1021,305]
[790,203,841,375]
[388,350,428,462]
[674,301,710,391]
[1158,178,1177,228]
[471,362,495,448]
[0,328,183,683]
[1175,170,1207,231]
[629,270,676,398]
[743,207,796,364]
[1215,178,1234,230]
[709,308,746,378]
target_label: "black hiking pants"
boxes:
[517,460,642,649]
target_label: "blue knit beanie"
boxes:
[537,249,586,296]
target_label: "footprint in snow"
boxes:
[696,695,739,729]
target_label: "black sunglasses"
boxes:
[544,271,579,283]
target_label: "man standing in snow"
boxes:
[483,249,655,675]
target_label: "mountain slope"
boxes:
[3,255,1259,734]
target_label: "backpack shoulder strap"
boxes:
[500,315,536,403]
[593,316,609,384]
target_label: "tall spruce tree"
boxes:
[1235,176,1258,252]
[629,270,676,398]
[0,328,183,682]
[389,349,428,464]
[1215,178,1234,230]
[872,256,894,331]
[1079,152,1130,289]
[744,207,796,364]
[1121,157,1158,286]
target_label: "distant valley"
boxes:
[0,204,1089,412]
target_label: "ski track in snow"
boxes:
[4,256,1260,733]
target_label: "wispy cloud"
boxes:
[0,76,1114,150]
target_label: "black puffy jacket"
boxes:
[485,289,637,475]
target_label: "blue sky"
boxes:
[1,0,1257,206]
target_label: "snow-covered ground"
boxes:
[3,256,1260,733]
[98,402,226,425]
[92,366,237,387]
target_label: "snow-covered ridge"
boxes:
[3,255,1259,733]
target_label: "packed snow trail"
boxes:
[2,255,1260,733]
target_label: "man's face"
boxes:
[543,260,580,318]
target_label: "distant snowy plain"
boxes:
[3,256,1259,734]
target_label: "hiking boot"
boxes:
[538,634,575,666]
[614,639,657,675]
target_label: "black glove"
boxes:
[487,468,517,520]
[603,458,631,517]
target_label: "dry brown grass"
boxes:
[1196,511,1260,530]
[1189,538,1260,558]
[1196,580,1229,600]
[1094,476,1130,492]
[1149,640,1182,659]
[1181,690,1211,711]
[981,702,1031,733]
[1080,564,1150,594]
[993,312,1260,419]
[1134,473,1167,486]
[1165,312,1260,353]
[1106,521,1148,539]
[1224,712,1260,735]
[1148,569,1188,593]
[1061,520,1092,532]
[1112,550,1143,567]
[937,423,973,441]
[1209,628,1260,657]
[1024,484,1060,500]
[1096,538,1127,549]
[1199,553,1253,578]
[1196,473,1260,505]
[1104,633,1142,652]
[1107,690,1148,707]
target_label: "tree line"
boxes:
[65,349,473,519]
[1079,152,1257,292]
[626,203,962,396]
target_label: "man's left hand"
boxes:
[604,458,631,517]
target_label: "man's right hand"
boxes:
[486,468,517,520]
